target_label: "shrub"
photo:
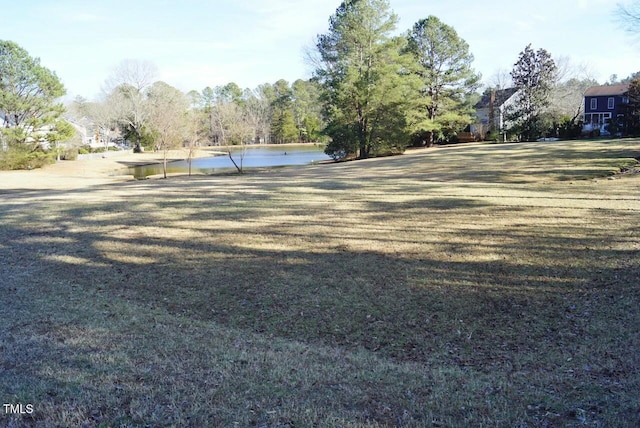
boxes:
[0,148,55,170]
[324,139,348,160]
[558,118,583,140]
[60,147,78,161]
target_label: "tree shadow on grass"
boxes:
[2,191,640,425]
[2,141,640,425]
[2,173,639,366]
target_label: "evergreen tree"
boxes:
[315,0,420,159]
[507,44,557,141]
[270,79,298,143]
[292,79,324,142]
[272,108,299,143]
[620,77,640,136]
[405,16,481,146]
[0,40,66,149]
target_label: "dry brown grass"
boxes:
[1,139,640,427]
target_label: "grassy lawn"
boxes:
[1,139,639,427]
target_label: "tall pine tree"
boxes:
[315,0,420,159]
[0,40,66,149]
[405,16,481,146]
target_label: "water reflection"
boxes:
[125,145,331,179]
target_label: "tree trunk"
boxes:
[163,146,168,179]
[359,142,368,159]
[227,150,243,173]
[358,114,368,159]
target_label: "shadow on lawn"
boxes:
[1,170,639,363]
[2,222,640,425]
[15,219,638,352]
[1,141,640,426]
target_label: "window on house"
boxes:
[608,97,614,109]
[590,99,597,110]
[586,113,611,127]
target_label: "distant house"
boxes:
[583,83,629,135]
[471,87,519,140]
[0,111,52,149]
[66,118,93,146]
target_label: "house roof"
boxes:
[584,83,629,97]
[474,87,519,109]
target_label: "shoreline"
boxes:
[0,144,330,191]
[123,143,331,179]
[0,148,218,191]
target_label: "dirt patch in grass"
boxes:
[1,139,640,426]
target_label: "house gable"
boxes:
[472,88,519,136]
[474,88,519,111]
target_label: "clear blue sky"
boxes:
[2,0,638,100]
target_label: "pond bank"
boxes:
[124,144,331,179]
[0,145,329,190]
[0,148,221,190]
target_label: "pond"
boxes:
[125,144,331,179]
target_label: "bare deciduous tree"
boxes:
[104,59,158,93]
[244,86,272,144]
[549,58,599,124]
[146,81,188,178]
[207,86,255,173]
[487,68,513,91]
[183,108,207,176]
[90,93,121,152]
[213,102,251,173]
[618,1,640,32]
[104,60,158,150]
[110,86,148,149]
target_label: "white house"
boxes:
[471,88,520,140]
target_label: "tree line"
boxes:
[185,79,324,146]
[0,48,327,172]
[2,0,640,171]
[69,61,328,177]
[76,63,325,146]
